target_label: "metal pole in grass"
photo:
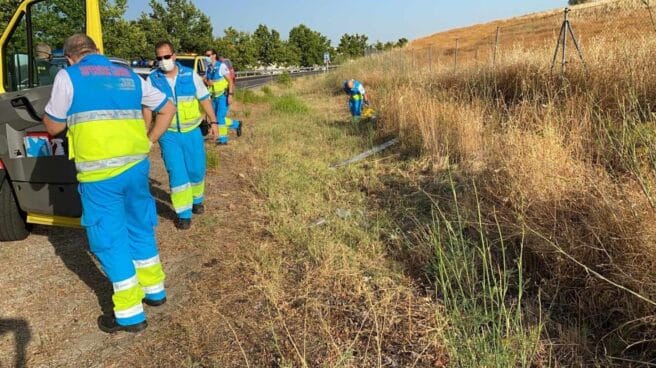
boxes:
[412,48,416,69]
[642,0,656,33]
[428,46,432,73]
[550,7,587,75]
[454,38,459,71]
[493,26,500,67]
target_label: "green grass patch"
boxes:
[206,148,219,170]
[271,94,309,115]
[426,174,542,367]
[236,89,271,104]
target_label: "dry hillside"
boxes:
[408,0,655,66]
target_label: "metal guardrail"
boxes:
[236,67,339,89]
[235,66,339,79]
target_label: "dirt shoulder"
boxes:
[0,119,270,366]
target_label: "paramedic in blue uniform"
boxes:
[343,79,370,122]
[204,49,241,144]
[42,34,176,333]
[144,41,218,230]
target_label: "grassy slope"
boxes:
[243,85,443,367]
[329,0,656,366]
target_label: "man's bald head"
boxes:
[63,33,98,64]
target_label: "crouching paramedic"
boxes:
[145,40,218,230]
[42,34,176,333]
[343,79,370,123]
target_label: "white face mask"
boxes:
[159,58,175,72]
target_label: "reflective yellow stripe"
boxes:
[211,78,229,96]
[171,184,193,214]
[113,284,145,314]
[191,180,204,200]
[172,96,202,132]
[351,94,362,101]
[218,122,228,138]
[68,117,150,182]
[136,264,166,293]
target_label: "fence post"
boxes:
[428,46,432,73]
[643,0,656,33]
[412,48,416,69]
[454,38,459,71]
[493,26,500,67]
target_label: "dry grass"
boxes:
[327,0,656,364]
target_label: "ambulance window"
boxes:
[3,12,28,92]
[31,0,86,87]
[2,0,86,91]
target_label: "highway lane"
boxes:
[236,69,328,89]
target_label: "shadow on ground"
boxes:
[148,178,177,222]
[0,318,31,368]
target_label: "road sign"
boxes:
[323,52,331,64]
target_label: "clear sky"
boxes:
[125,1,567,45]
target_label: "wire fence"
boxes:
[365,0,656,74]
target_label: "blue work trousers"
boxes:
[159,127,206,219]
[213,94,230,144]
[79,159,165,326]
[349,98,363,117]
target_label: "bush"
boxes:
[276,71,293,87]
[271,94,309,115]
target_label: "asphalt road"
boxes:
[236,69,328,89]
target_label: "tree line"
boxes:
[0,0,408,70]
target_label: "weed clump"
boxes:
[272,94,309,115]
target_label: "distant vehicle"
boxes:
[176,54,207,77]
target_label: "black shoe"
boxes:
[143,297,167,307]
[98,315,147,334]
[236,122,243,137]
[192,204,205,215]
[174,218,191,230]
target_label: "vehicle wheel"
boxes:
[0,177,29,241]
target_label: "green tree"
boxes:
[138,0,213,54]
[337,33,368,58]
[101,0,149,59]
[214,27,258,70]
[396,38,408,48]
[0,0,21,31]
[252,24,287,67]
[277,41,301,67]
[288,24,331,67]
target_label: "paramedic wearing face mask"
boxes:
[144,41,218,230]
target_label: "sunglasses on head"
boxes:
[156,54,173,61]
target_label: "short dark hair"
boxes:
[155,40,175,53]
[63,34,97,58]
[205,48,217,56]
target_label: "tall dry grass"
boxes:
[328,20,656,364]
